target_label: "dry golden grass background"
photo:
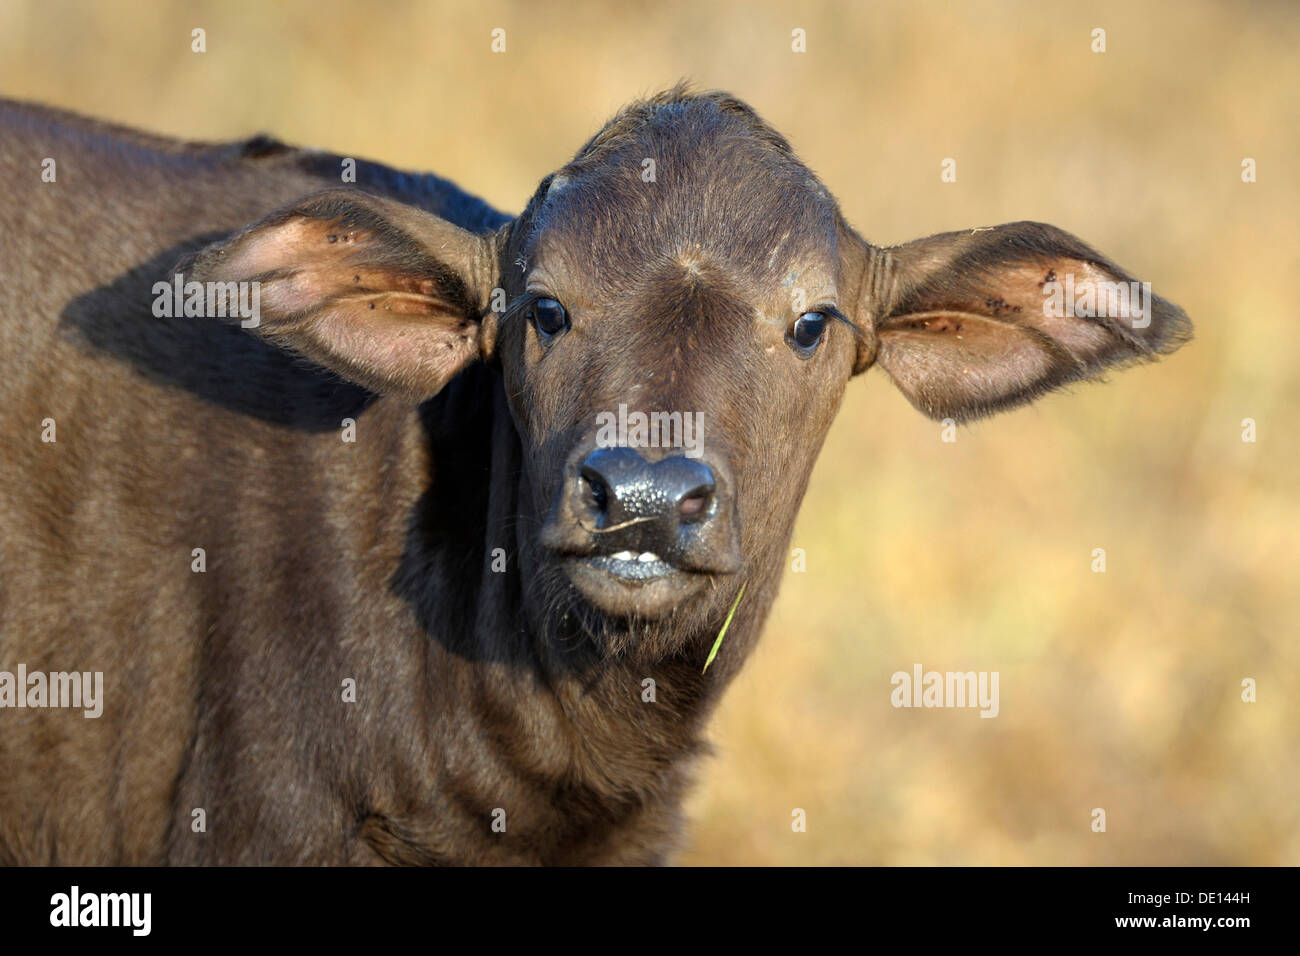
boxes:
[1,0,1295,864]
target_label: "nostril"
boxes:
[678,487,712,521]
[580,467,610,514]
[657,457,717,525]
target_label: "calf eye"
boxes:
[528,297,570,340]
[787,311,827,357]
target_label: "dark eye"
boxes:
[787,311,827,357]
[528,297,569,340]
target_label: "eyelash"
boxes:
[500,293,543,324]
[816,304,866,344]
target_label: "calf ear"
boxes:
[849,221,1192,422]
[180,189,502,401]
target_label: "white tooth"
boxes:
[638,552,659,563]
[612,551,636,561]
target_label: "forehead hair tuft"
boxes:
[517,83,840,288]
[569,81,799,169]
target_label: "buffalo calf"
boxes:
[0,87,1191,864]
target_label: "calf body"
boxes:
[0,89,1190,865]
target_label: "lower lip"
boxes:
[581,554,677,582]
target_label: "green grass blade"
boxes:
[702,583,746,674]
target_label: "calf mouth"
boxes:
[582,550,676,581]
[562,550,710,619]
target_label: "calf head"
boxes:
[184,87,1190,662]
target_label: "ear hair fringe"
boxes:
[851,245,896,371]
[866,245,897,323]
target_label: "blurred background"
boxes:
[1,0,1294,864]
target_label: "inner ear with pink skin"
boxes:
[846,221,1192,422]
[181,188,500,402]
